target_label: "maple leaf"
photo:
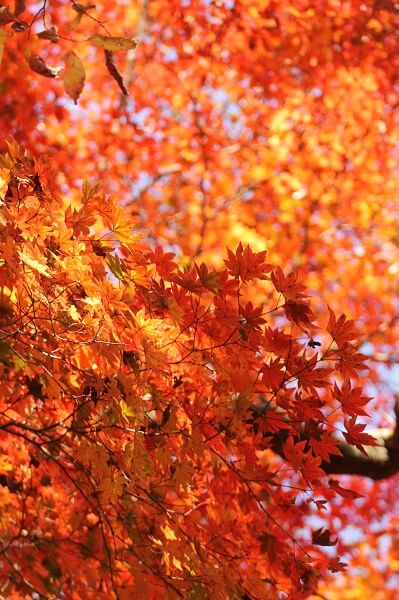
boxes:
[335,343,369,379]
[171,267,203,293]
[334,380,371,417]
[148,246,177,276]
[271,267,308,299]
[120,399,135,422]
[98,470,125,503]
[18,245,51,277]
[258,409,291,435]
[195,262,221,292]
[312,527,337,546]
[327,306,358,346]
[329,478,363,499]
[343,416,378,455]
[283,436,308,471]
[261,359,285,390]
[240,301,266,329]
[284,299,314,327]
[142,339,166,369]
[224,243,272,282]
[328,558,348,573]
[309,436,342,463]
[65,204,97,235]
[292,355,333,392]
[111,208,136,245]
[107,253,127,282]
[166,296,184,326]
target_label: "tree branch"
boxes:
[257,398,399,481]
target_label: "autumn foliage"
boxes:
[2,1,399,599]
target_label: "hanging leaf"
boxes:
[89,34,140,52]
[69,2,96,29]
[312,527,337,546]
[63,50,86,104]
[104,49,128,95]
[27,54,62,78]
[37,27,59,43]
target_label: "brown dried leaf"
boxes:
[28,54,62,78]
[104,49,128,95]
[37,26,59,43]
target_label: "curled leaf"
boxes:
[89,34,139,52]
[312,527,337,546]
[329,478,363,500]
[11,21,28,32]
[28,54,62,78]
[63,50,85,104]
[72,2,96,13]
[104,49,128,95]
[37,26,59,43]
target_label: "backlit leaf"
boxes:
[89,34,139,52]
[63,50,85,104]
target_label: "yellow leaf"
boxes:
[162,525,177,541]
[82,296,101,306]
[111,208,137,245]
[172,556,183,570]
[89,34,140,52]
[0,168,10,201]
[18,248,51,277]
[63,50,85,104]
[120,399,135,421]
[134,308,163,337]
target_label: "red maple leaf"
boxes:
[343,416,378,455]
[334,380,370,417]
[224,243,272,282]
[329,478,363,499]
[147,246,177,276]
[271,267,308,300]
[327,306,357,346]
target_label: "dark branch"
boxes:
[255,398,399,481]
